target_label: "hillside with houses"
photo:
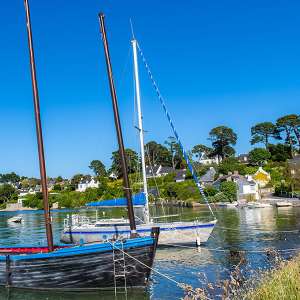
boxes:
[0,114,299,210]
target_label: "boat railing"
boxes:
[64,214,91,228]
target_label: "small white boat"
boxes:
[218,201,238,208]
[247,202,272,209]
[276,201,293,207]
[7,216,22,223]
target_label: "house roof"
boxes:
[200,167,216,182]
[175,169,186,181]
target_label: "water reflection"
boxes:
[0,206,299,299]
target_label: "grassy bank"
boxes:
[244,254,300,300]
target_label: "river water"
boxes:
[0,205,300,299]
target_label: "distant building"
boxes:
[174,169,187,182]
[213,172,260,201]
[198,153,220,165]
[288,155,300,181]
[145,165,174,178]
[199,167,216,186]
[238,154,249,164]
[253,167,271,187]
[108,172,118,180]
[76,177,99,192]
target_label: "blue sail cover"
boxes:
[86,192,146,207]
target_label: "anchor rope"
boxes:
[109,241,213,300]
[159,243,300,253]
[136,42,216,219]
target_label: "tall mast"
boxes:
[24,0,54,251]
[98,13,137,235]
[131,39,150,224]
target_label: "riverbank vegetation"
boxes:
[243,253,300,300]
[0,113,299,209]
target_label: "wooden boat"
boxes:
[2,4,159,291]
[0,236,158,290]
[7,216,22,223]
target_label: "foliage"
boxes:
[204,185,218,196]
[276,114,298,155]
[218,157,246,175]
[250,122,281,148]
[0,184,17,205]
[164,136,183,169]
[267,144,292,162]
[244,254,300,300]
[209,126,237,160]
[110,148,139,178]
[192,144,213,160]
[220,181,237,202]
[0,172,20,184]
[89,160,107,177]
[248,148,271,166]
[145,141,172,167]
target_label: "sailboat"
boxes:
[0,6,159,291]
[61,35,217,246]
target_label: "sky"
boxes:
[0,0,299,178]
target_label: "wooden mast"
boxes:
[24,0,54,251]
[98,13,137,235]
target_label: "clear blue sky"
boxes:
[0,0,299,178]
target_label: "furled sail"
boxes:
[86,192,146,207]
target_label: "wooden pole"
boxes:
[98,13,137,235]
[24,0,54,251]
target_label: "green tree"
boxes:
[0,184,16,204]
[248,148,271,166]
[192,144,213,161]
[164,136,183,169]
[251,122,281,148]
[56,176,63,183]
[110,149,139,178]
[220,181,237,202]
[145,141,172,167]
[276,114,300,153]
[0,172,20,184]
[89,160,107,177]
[218,157,246,175]
[268,144,292,162]
[209,126,237,160]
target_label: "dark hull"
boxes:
[0,237,157,290]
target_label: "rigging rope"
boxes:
[136,42,216,219]
[109,241,212,300]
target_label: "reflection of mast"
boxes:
[98,13,137,234]
[24,0,54,251]
[132,39,150,224]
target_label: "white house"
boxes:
[76,177,99,192]
[236,175,260,201]
[198,153,220,165]
[213,172,260,201]
[145,165,173,178]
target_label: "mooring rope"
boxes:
[109,241,213,300]
[159,243,300,254]
[136,42,216,219]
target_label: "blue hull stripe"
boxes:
[65,223,215,235]
[0,237,154,261]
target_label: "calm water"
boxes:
[0,205,300,299]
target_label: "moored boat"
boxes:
[247,202,272,209]
[276,201,293,207]
[0,235,158,290]
[4,5,159,292]
[7,216,22,223]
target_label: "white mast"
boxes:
[132,39,150,224]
